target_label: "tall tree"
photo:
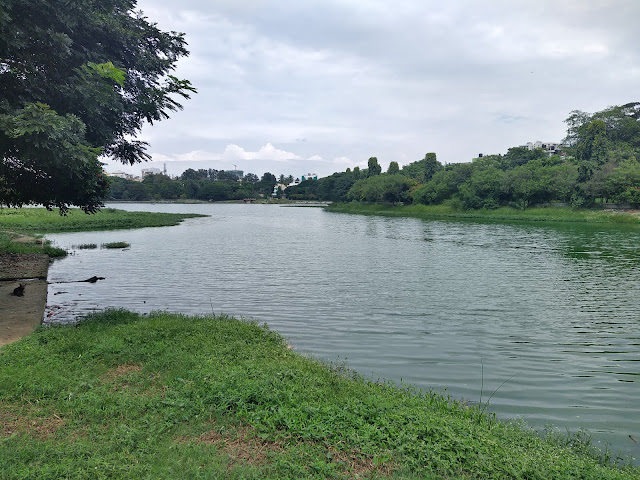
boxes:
[387,161,400,175]
[0,0,195,213]
[367,157,382,176]
[423,152,442,182]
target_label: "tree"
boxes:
[0,0,195,213]
[387,161,400,175]
[257,172,277,196]
[180,168,200,181]
[243,173,259,183]
[347,174,415,204]
[423,152,442,182]
[367,157,382,176]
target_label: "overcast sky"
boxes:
[102,0,640,179]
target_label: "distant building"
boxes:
[272,183,287,197]
[141,167,162,178]
[107,171,140,181]
[301,173,318,181]
[518,141,563,156]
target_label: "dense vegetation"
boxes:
[1,310,637,479]
[0,0,194,213]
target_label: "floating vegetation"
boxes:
[101,241,130,249]
[75,243,98,249]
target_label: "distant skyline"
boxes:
[102,0,640,178]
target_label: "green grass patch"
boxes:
[0,207,205,256]
[101,241,130,249]
[0,310,637,479]
[326,203,640,225]
[0,231,67,257]
[0,207,205,233]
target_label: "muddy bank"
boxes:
[0,254,49,347]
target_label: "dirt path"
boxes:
[0,254,50,347]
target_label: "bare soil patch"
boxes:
[189,422,395,476]
[0,403,65,439]
[103,364,143,381]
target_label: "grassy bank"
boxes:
[0,207,205,256]
[325,203,640,225]
[1,311,637,479]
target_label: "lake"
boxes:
[45,203,640,463]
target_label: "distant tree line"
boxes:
[106,170,278,201]
[106,102,640,208]
[285,102,640,209]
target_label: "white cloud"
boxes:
[124,0,640,177]
[223,143,302,162]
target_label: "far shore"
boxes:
[325,202,640,225]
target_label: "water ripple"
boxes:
[45,203,640,463]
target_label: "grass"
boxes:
[325,203,640,225]
[1,310,638,480]
[0,207,205,256]
[0,231,67,257]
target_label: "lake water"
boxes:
[45,203,640,463]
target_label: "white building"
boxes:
[141,167,161,178]
[518,141,563,156]
[107,171,140,181]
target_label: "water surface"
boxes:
[45,203,640,462]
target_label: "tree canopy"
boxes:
[0,0,195,213]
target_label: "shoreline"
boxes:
[0,253,49,347]
[325,202,640,225]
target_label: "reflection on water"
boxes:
[45,203,640,462]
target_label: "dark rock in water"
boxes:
[81,276,105,283]
[12,283,25,296]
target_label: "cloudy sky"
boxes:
[102,0,640,179]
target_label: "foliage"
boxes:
[105,171,286,202]
[1,309,637,479]
[423,152,442,182]
[386,161,400,175]
[367,157,382,176]
[0,0,195,212]
[0,103,107,213]
[347,174,416,204]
